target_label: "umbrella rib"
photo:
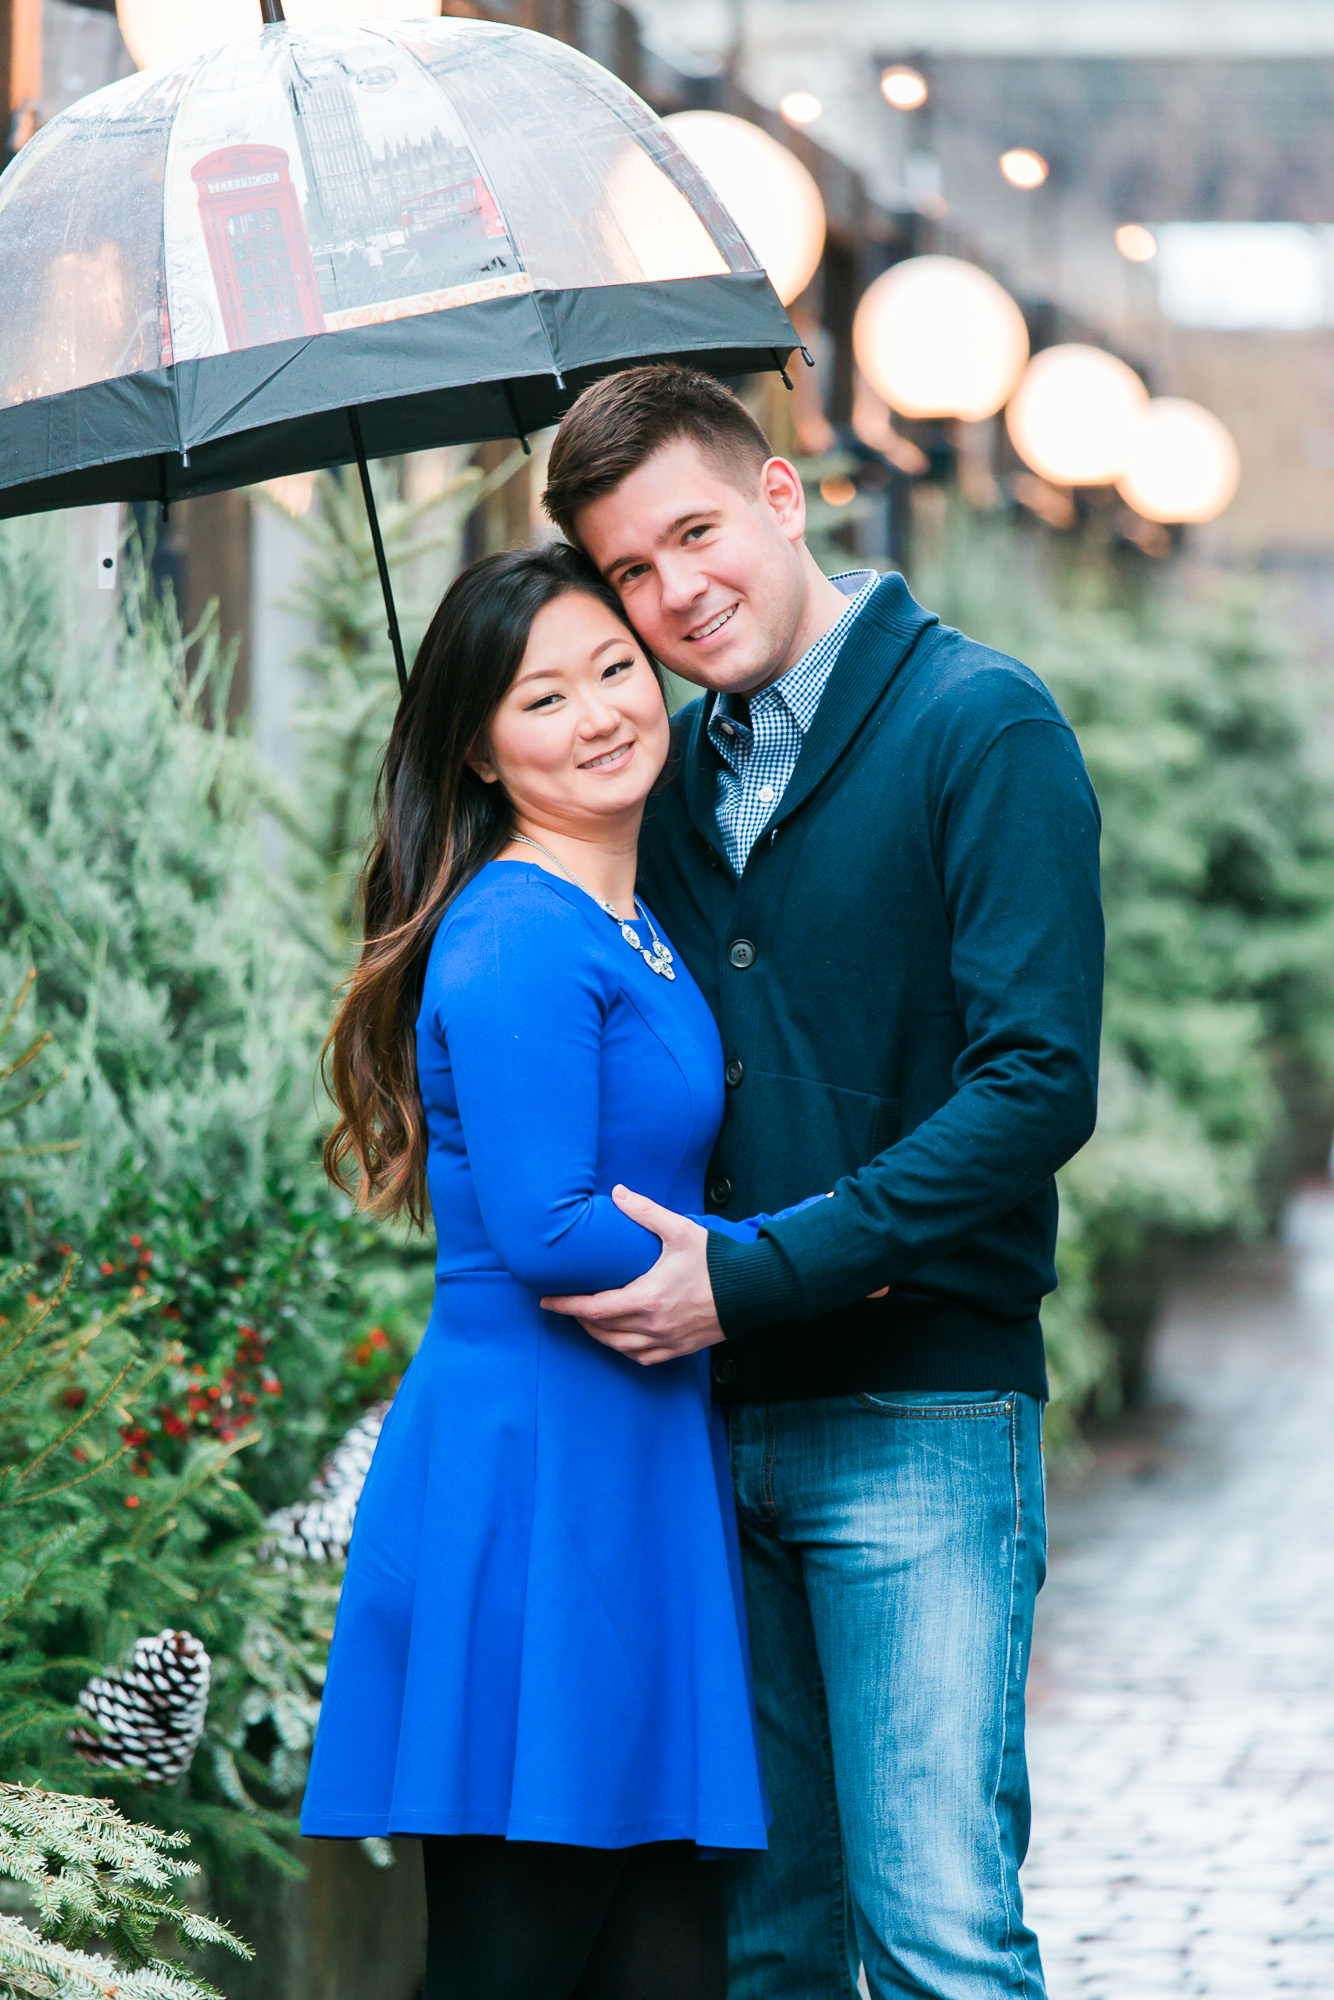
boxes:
[348,408,408,697]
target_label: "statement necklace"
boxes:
[511,835,676,980]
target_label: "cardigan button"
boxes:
[728,938,756,969]
[711,1351,738,1386]
[725,1058,745,1087]
[709,1176,733,1205]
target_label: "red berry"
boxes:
[100,1262,113,1276]
[124,1495,140,1509]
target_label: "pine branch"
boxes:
[0,970,37,1054]
[0,1784,250,1995]
[0,1033,53,1090]
[13,1368,140,1501]
[0,1911,224,1999]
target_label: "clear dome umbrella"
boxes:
[0,2,795,684]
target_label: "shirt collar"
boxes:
[713,569,879,742]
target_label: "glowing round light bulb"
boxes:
[880,66,928,111]
[780,91,823,125]
[852,255,1029,422]
[1005,343,1148,487]
[116,0,441,70]
[663,111,826,305]
[1116,223,1158,263]
[1116,398,1240,523]
[1000,148,1048,190]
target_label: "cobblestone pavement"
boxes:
[1023,1189,1334,1996]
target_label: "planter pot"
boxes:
[205,1837,426,2000]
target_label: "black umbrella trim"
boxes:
[0,271,795,519]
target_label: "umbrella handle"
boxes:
[348,408,409,696]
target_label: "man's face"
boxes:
[575,437,810,695]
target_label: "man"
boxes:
[539,365,1102,2000]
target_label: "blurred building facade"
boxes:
[635,0,1334,578]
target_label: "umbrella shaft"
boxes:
[349,408,409,696]
[260,1,286,23]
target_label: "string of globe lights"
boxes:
[113,0,1237,531]
[852,259,1239,526]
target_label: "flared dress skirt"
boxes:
[300,1271,770,1849]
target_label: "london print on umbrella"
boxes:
[0,18,794,521]
[169,36,529,361]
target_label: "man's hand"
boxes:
[541,1185,725,1365]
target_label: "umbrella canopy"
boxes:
[0,14,795,522]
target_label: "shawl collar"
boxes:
[678,572,939,860]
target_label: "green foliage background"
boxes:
[913,510,1334,1413]
[0,520,367,1885]
[2,454,1334,1916]
[0,460,509,1890]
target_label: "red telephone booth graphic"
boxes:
[192,145,325,352]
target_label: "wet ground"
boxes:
[1023,1189,1334,1996]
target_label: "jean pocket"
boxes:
[855,1389,1014,1418]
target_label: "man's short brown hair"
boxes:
[542,364,772,545]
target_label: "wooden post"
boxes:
[0,0,41,162]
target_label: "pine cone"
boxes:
[262,1401,389,1567]
[69,1629,210,1783]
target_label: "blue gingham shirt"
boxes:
[709,570,879,874]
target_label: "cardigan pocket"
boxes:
[733,1069,900,1208]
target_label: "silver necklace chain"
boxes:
[510,835,676,980]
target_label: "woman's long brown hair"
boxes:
[323,543,633,1226]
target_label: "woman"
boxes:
[301,544,796,2000]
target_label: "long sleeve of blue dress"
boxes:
[425,874,677,1295]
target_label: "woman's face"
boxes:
[471,591,670,836]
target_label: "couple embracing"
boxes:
[300,365,1104,2000]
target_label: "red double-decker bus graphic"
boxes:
[399,177,508,244]
[193,144,325,352]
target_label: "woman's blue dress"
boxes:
[300,860,770,1850]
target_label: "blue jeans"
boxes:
[726,1390,1047,2000]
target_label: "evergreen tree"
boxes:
[0,520,371,1509]
[915,510,1334,1406]
[0,520,319,1227]
[0,1782,248,1999]
[0,534,368,1875]
[0,1242,327,1880]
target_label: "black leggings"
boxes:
[420,1835,727,2000]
